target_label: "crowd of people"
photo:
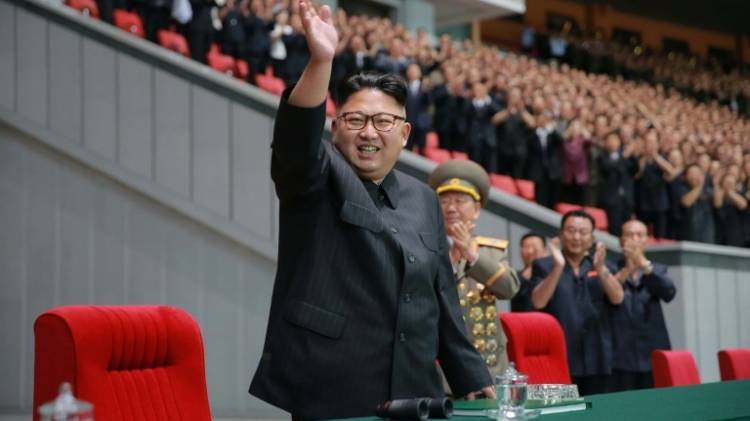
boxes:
[92,0,750,247]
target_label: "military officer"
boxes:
[429,160,521,394]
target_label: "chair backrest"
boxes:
[34,305,212,421]
[113,10,144,38]
[651,350,701,388]
[499,312,571,384]
[514,179,535,202]
[490,174,519,196]
[583,206,608,231]
[718,348,750,381]
[66,0,99,18]
[157,30,190,57]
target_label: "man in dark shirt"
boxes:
[611,220,676,392]
[530,210,624,396]
[511,232,548,312]
[713,172,748,247]
[678,164,715,243]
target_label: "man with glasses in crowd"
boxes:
[530,210,624,396]
[249,2,494,420]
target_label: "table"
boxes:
[337,380,750,421]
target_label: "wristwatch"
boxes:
[643,260,654,275]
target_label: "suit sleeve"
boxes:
[433,196,493,397]
[641,264,677,303]
[465,247,520,300]
[270,86,330,210]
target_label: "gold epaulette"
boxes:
[474,236,509,250]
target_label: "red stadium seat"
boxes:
[718,349,750,381]
[66,0,99,18]
[553,202,583,215]
[489,174,518,195]
[207,50,237,78]
[426,132,439,149]
[647,236,659,245]
[113,10,144,38]
[515,179,535,202]
[326,92,337,118]
[451,151,469,160]
[33,305,212,421]
[256,74,286,96]
[236,59,249,82]
[500,312,571,385]
[584,206,608,232]
[157,30,190,57]
[651,350,701,388]
[423,148,452,164]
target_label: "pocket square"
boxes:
[587,270,598,277]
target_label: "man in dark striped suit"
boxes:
[249,2,494,420]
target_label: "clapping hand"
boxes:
[549,237,565,268]
[448,221,477,264]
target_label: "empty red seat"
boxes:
[426,132,439,149]
[423,148,452,164]
[236,59,249,81]
[67,0,99,18]
[113,10,144,38]
[584,206,608,231]
[718,348,750,381]
[647,236,659,245]
[489,174,518,195]
[157,30,190,57]
[451,151,469,160]
[326,92,337,118]
[256,74,287,96]
[515,179,535,202]
[500,312,571,385]
[652,350,701,388]
[553,202,583,215]
[207,50,237,77]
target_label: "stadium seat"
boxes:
[256,74,287,96]
[426,132,439,149]
[113,10,144,38]
[451,151,469,160]
[157,30,190,57]
[553,202,583,215]
[718,349,750,381]
[489,174,518,195]
[66,0,99,18]
[423,148,452,164]
[651,350,701,388]
[647,236,659,245]
[515,179,535,202]
[584,206,608,231]
[326,92,337,118]
[207,50,237,78]
[500,312,571,385]
[33,305,212,421]
[236,60,250,82]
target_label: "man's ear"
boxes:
[401,122,411,148]
[473,203,482,220]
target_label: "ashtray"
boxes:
[484,409,541,420]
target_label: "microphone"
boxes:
[375,397,453,420]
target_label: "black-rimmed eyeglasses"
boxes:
[336,111,406,132]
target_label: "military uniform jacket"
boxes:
[455,237,521,379]
[249,88,491,421]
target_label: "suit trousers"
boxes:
[469,141,498,175]
[611,369,653,392]
[407,127,428,153]
[571,374,612,396]
[534,176,559,209]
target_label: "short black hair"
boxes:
[520,232,546,246]
[560,209,595,231]
[336,70,408,109]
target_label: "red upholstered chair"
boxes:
[113,10,145,38]
[651,350,701,388]
[423,148,453,164]
[514,179,535,202]
[66,0,99,18]
[326,92,337,118]
[256,74,287,96]
[718,348,750,381]
[425,131,439,150]
[157,30,190,57]
[553,202,583,215]
[490,174,519,196]
[33,305,212,421]
[499,312,571,385]
[451,151,469,160]
[207,49,238,78]
[584,206,608,231]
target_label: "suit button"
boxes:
[404,293,411,303]
[408,254,415,263]
[399,333,406,342]
[391,227,398,234]
[379,194,385,201]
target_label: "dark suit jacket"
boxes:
[249,88,491,420]
[530,255,618,377]
[610,261,676,372]
[598,152,638,207]
[460,99,503,148]
[405,81,433,131]
[525,130,562,182]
